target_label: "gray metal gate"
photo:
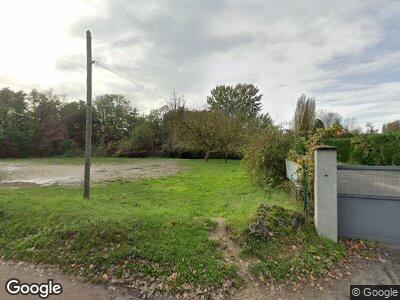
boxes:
[337,165,400,244]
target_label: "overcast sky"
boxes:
[1,0,399,129]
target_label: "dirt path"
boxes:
[0,260,138,300]
[0,160,182,187]
[210,217,267,299]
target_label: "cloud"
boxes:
[55,55,86,73]
[1,0,400,129]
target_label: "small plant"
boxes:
[246,204,304,240]
[288,125,342,213]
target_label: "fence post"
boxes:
[314,146,337,242]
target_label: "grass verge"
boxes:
[240,205,345,283]
[0,159,297,296]
[0,158,349,296]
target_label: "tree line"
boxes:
[0,84,271,159]
[2,85,398,161]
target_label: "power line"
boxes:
[93,60,169,99]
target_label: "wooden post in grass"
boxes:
[84,30,93,199]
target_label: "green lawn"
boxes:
[0,158,343,294]
[0,158,343,296]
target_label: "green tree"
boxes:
[172,109,226,161]
[94,94,139,145]
[243,125,293,189]
[207,83,262,121]
[120,110,164,157]
[60,101,87,150]
[28,89,67,156]
[314,119,325,130]
[0,88,31,157]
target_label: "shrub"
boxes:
[243,126,293,189]
[95,141,120,157]
[351,133,400,165]
[321,133,400,166]
[241,203,345,282]
[115,138,138,157]
[322,138,351,162]
[247,204,304,240]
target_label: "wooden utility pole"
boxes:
[84,30,93,199]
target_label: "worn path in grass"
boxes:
[210,217,267,299]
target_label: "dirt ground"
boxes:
[0,160,182,187]
[211,217,266,299]
[0,259,136,300]
[264,244,400,299]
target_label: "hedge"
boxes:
[323,133,400,165]
[322,138,351,162]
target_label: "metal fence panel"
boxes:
[337,165,400,200]
[337,164,400,244]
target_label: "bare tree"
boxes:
[343,117,362,135]
[167,91,186,112]
[317,110,343,127]
[294,94,316,136]
[382,120,400,133]
[365,122,378,134]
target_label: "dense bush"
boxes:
[322,138,351,162]
[323,133,400,165]
[243,126,293,189]
[350,133,400,165]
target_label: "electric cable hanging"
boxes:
[93,60,169,99]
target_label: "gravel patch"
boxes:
[0,160,182,187]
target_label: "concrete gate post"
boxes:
[314,146,338,242]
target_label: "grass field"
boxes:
[0,158,344,297]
